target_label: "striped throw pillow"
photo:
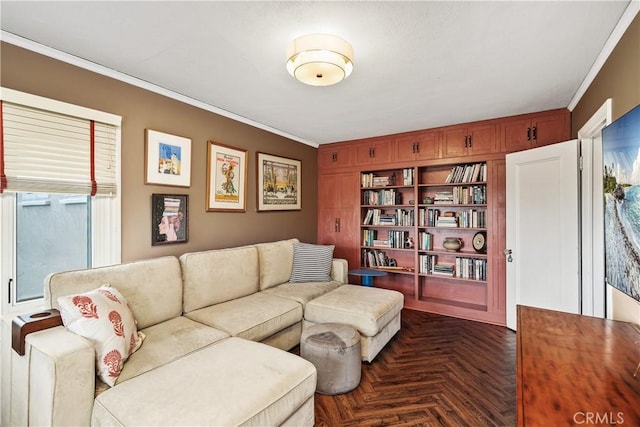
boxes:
[289,242,335,283]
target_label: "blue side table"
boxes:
[348,268,388,287]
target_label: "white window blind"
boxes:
[1,101,116,196]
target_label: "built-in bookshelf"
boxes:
[360,168,415,274]
[360,162,492,318]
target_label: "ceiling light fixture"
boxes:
[286,33,354,86]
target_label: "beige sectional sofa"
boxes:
[10,238,401,426]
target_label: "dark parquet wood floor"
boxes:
[304,308,517,427]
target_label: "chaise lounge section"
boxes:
[10,238,402,426]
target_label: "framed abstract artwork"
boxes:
[145,129,192,187]
[257,152,301,211]
[206,141,248,212]
[151,193,188,245]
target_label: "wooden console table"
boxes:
[517,305,640,426]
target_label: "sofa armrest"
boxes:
[331,258,348,284]
[12,326,95,426]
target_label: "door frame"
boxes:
[578,99,612,318]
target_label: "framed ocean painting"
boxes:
[602,104,640,302]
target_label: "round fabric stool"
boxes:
[300,323,361,395]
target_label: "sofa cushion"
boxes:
[92,337,317,426]
[262,281,341,307]
[180,246,260,312]
[116,316,229,385]
[289,242,335,283]
[46,256,183,330]
[255,238,299,290]
[57,285,144,387]
[185,292,302,342]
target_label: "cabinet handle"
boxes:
[332,152,337,162]
[527,127,531,141]
[370,148,375,158]
[415,142,419,153]
[468,135,472,147]
[532,126,537,140]
[335,218,340,232]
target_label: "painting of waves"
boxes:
[603,104,640,302]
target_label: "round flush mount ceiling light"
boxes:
[286,33,354,86]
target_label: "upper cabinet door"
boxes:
[318,144,353,170]
[499,117,532,153]
[353,138,393,166]
[441,125,469,158]
[499,109,570,153]
[532,111,570,147]
[441,123,496,158]
[467,123,497,156]
[395,130,440,162]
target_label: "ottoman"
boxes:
[301,323,361,395]
[304,284,404,362]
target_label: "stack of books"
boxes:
[435,214,458,228]
[432,262,455,276]
[434,191,454,204]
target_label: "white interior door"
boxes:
[506,140,580,330]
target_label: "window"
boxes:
[0,88,121,315]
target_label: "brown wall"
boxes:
[1,42,319,262]
[572,14,639,134]
[571,14,640,323]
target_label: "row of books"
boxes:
[401,168,414,186]
[458,210,486,228]
[418,255,487,280]
[444,162,486,184]
[361,168,414,188]
[418,232,433,250]
[418,208,486,228]
[361,173,392,187]
[450,185,486,205]
[363,208,415,226]
[362,249,392,268]
[362,230,410,248]
[362,189,402,206]
[456,258,487,280]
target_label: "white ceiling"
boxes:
[0,1,633,146]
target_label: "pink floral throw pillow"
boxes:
[58,285,145,387]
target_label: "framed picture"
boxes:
[151,193,188,245]
[602,104,640,302]
[257,152,301,211]
[145,129,192,187]
[206,141,248,212]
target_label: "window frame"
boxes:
[0,88,121,317]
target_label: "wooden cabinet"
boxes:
[317,171,360,269]
[318,143,353,170]
[394,130,440,162]
[316,108,570,326]
[499,109,570,153]
[353,138,393,166]
[441,123,496,158]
